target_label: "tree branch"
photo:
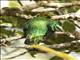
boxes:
[45,1,80,8]
[48,40,80,49]
[20,1,80,8]
[51,13,80,19]
[30,44,76,60]
[20,1,80,12]
[32,7,56,12]
[1,35,80,49]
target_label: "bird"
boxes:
[23,16,61,45]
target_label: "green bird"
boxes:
[23,16,61,45]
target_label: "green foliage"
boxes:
[62,21,75,33]
[0,16,17,27]
[0,28,15,38]
[8,1,21,8]
[0,16,27,28]
[67,6,80,13]
[0,16,26,38]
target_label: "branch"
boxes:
[13,12,80,20]
[10,39,80,49]
[0,31,75,42]
[20,1,80,8]
[1,32,80,49]
[45,1,80,8]
[32,7,56,12]
[51,13,80,19]
[1,36,22,42]
[3,44,76,60]
[1,37,79,60]
[30,44,76,60]
[20,1,80,12]
[48,40,80,48]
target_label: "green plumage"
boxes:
[23,16,60,44]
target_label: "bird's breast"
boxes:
[27,28,48,39]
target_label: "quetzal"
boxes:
[23,16,61,45]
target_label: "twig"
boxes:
[6,51,27,59]
[1,36,22,42]
[3,48,27,59]
[16,14,33,19]
[74,21,80,28]
[32,7,56,12]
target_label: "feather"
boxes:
[23,16,60,44]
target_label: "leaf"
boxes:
[62,21,75,33]
[9,1,21,8]
[16,17,27,28]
